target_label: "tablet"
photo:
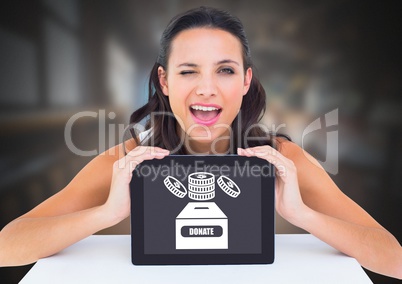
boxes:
[130,155,275,265]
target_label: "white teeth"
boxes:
[191,105,219,111]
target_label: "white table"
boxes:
[20,234,372,284]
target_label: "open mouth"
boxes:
[190,104,222,126]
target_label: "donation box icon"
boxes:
[164,172,240,250]
[175,202,228,250]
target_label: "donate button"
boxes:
[181,226,223,237]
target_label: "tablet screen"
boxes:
[143,165,262,254]
[130,155,275,265]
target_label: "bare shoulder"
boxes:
[275,138,382,228]
[276,138,336,197]
[276,138,333,191]
[276,138,324,171]
[20,138,138,219]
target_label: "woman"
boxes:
[0,6,401,279]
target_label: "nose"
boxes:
[195,74,217,97]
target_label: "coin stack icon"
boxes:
[187,172,215,201]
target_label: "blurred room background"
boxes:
[0,0,401,283]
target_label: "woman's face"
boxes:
[158,28,252,150]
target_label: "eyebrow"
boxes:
[217,59,240,66]
[176,59,240,68]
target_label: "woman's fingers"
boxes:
[238,147,294,178]
[119,146,170,170]
[246,145,289,163]
[238,147,287,165]
[107,146,170,220]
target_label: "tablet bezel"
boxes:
[130,155,275,265]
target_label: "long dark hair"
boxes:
[129,6,286,154]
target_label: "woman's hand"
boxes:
[103,146,170,225]
[238,146,308,225]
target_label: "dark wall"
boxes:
[0,1,401,283]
